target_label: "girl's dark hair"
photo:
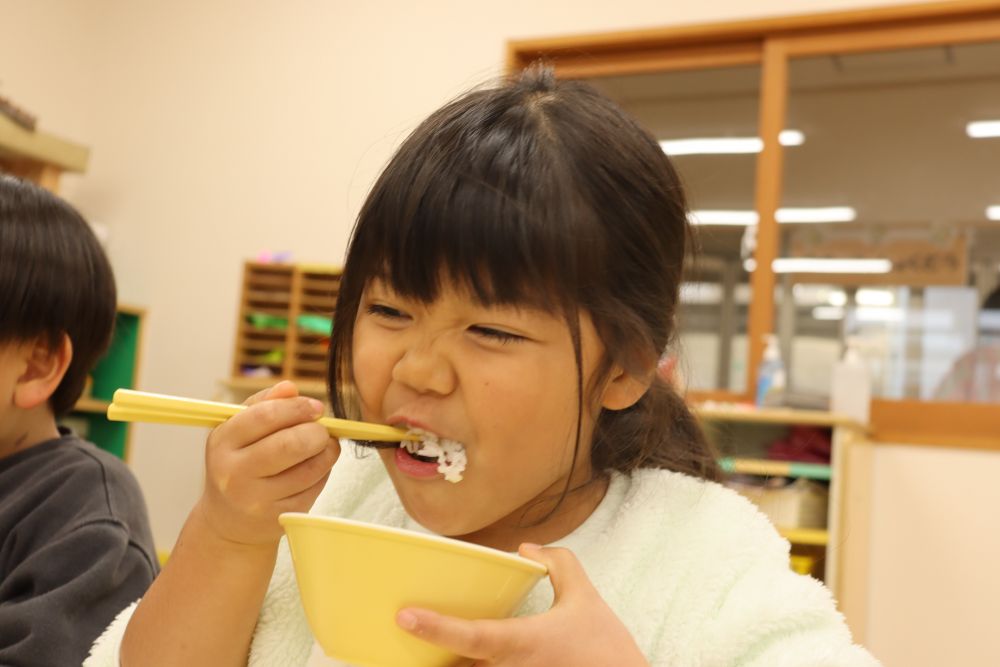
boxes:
[0,175,117,415]
[329,66,720,482]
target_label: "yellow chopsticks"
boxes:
[106,389,418,442]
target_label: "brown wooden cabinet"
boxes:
[227,261,341,399]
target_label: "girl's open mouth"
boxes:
[398,428,467,483]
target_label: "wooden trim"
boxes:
[73,397,111,414]
[284,268,305,381]
[507,1,1000,72]
[781,14,1000,57]
[124,307,146,463]
[744,39,787,398]
[832,429,873,643]
[695,403,862,429]
[232,262,252,378]
[117,303,147,317]
[220,376,328,400]
[519,42,761,80]
[870,400,1000,450]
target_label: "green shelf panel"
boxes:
[719,457,832,481]
[71,310,141,459]
[90,311,139,400]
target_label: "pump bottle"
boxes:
[830,337,872,424]
[756,334,786,407]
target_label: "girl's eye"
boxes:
[366,304,408,320]
[469,325,524,344]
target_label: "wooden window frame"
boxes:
[508,0,1000,450]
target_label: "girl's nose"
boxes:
[391,339,456,396]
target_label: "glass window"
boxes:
[591,65,764,393]
[776,42,1000,405]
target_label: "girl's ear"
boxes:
[600,364,651,411]
[14,334,73,411]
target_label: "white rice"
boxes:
[402,429,467,483]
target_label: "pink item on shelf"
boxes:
[767,425,832,464]
[256,250,293,263]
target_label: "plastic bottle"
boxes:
[830,337,871,424]
[755,334,786,407]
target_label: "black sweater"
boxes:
[0,430,158,666]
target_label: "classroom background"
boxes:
[2,1,999,666]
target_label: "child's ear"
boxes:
[600,364,651,411]
[14,334,73,410]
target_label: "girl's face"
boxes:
[352,278,615,551]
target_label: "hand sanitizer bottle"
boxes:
[830,337,871,424]
[756,334,786,407]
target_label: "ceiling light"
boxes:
[966,121,1000,138]
[771,258,892,274]
[689,206,856,226]
[778,129,805,146]
[688,210,760,225]
[661,129,804,156]
[775,207,856,223]
[987,205,1000,221]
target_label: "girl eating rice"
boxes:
[88,66,879,666]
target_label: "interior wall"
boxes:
[868,444,1000,667]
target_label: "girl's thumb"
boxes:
[517,543,592,604]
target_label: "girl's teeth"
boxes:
[404,428,467,483]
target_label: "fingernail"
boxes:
[396,610,418,631]
[308,399,324,416]
[520,542,542,552]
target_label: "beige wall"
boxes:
[868,444,1000,667]
[8,2,992,666]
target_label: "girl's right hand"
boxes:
[196,380,340,547]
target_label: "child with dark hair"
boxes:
[92,68,877,666]
[0,175,158,665]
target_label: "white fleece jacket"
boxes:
[87,446,879,667]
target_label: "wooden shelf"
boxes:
[231,261,339,392]
[0,113,89,172]
[695,403,862,429]
[221,376,328,399]
[72,396,111,414]
[719,457,832,481]
[778,527,829,546]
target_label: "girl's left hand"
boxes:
[395,544,650,667]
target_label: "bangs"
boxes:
[345,91,604,314]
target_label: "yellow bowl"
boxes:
[279,513,548,667]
